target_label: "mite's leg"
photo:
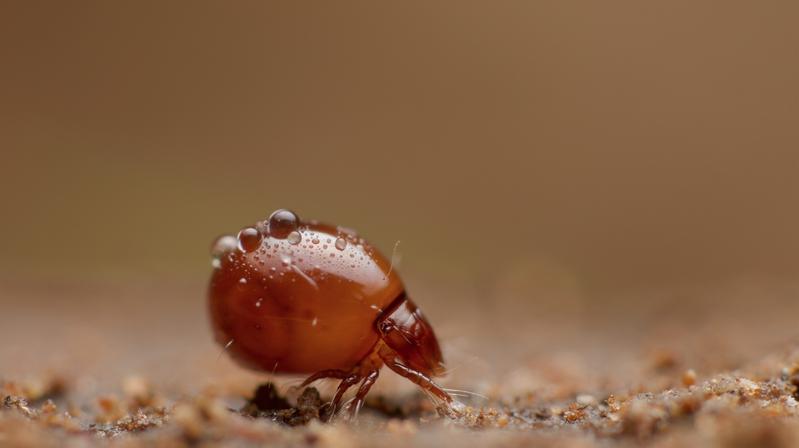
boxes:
[300,369,349,387]
[348,369,379,418]
[379,353,452,403]
[329,373,361,416]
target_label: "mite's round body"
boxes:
[210,221,402,373]
[209,210,453,417]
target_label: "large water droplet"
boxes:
[237,227,262,252]
[287,231,302,245]
[334,237,347,251]
[210,235,238,267]
[268,209,300,239]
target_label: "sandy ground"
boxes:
[3,274,799,447]
[4,3,799,446]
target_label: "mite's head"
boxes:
[376,295,445,377]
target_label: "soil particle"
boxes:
[241,382,324,425]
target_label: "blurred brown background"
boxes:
[2,2,799,386]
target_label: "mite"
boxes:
[208,209,455,418]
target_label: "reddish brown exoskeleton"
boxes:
[208,209,455,418]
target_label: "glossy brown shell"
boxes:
[209,221,405,374]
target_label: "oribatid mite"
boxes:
[208,209,455,418]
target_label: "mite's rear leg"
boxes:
[347,369,379,419]
[327,373,361,419]
[300,369,349,387]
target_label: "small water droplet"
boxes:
[255,298,263,308]
[335,238,347,251]
[210,235,237,266]
[239,278,247,284]
[337,226,357,237]
[281,254,292,266]
[268,209,300,238]
[312,238,320,245]
[311,317,318,327]
[287,231,302,245]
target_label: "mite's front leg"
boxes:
[377,346,453,404]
